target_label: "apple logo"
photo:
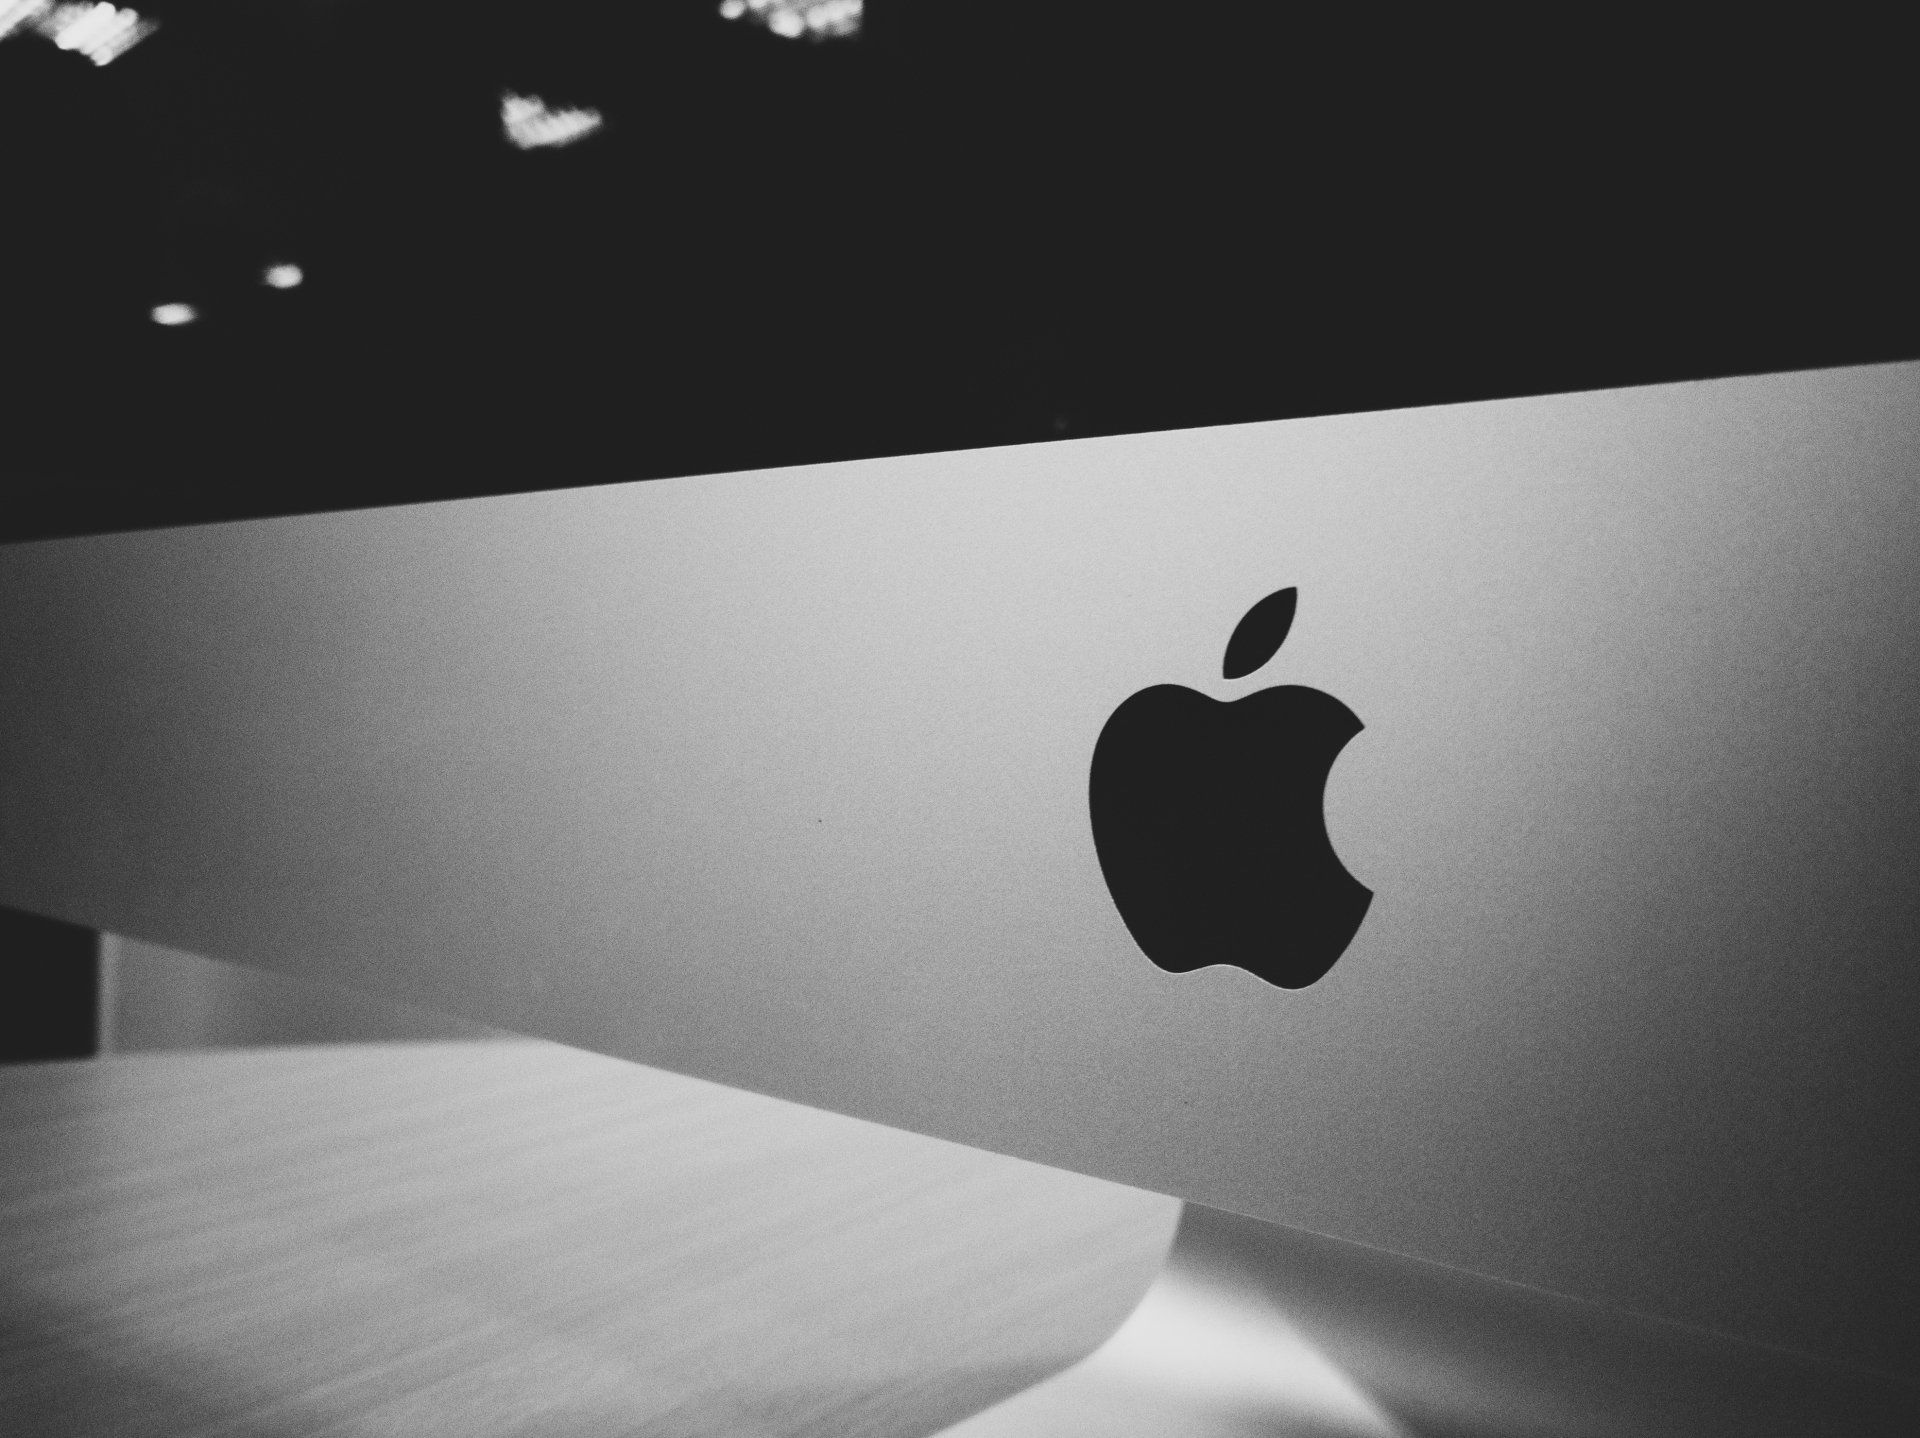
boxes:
[1088,586,1372,989]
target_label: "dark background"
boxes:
[3,2,1915,1057]
[5,3,1913,543]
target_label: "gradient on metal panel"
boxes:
[3,362,1917,1381]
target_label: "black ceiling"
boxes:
[4,3,1913,542]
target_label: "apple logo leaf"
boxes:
[1222,586,1298,680]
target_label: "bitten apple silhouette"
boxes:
[1089,586,1371,989]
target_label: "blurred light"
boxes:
[151,302,198,326]
[719,0,861,41]
[262,263,304,290]
[32,1,157,65]
[805,0,859,34]
[1,0,52,42]
[499,91,605,151]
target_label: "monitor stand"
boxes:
[940,1201,1920,1437]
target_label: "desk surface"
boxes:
[0,1039,1178,1438]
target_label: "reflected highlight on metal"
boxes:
[942,1210,1405,1438]
[945,1202,1920,1438]
[936,1198,1920,1436]
[500,91,604,151]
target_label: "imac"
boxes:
[4,361,1918,1433]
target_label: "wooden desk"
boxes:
[0,1040,1179,1437]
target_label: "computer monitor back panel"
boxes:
[4,362,1916,1381]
